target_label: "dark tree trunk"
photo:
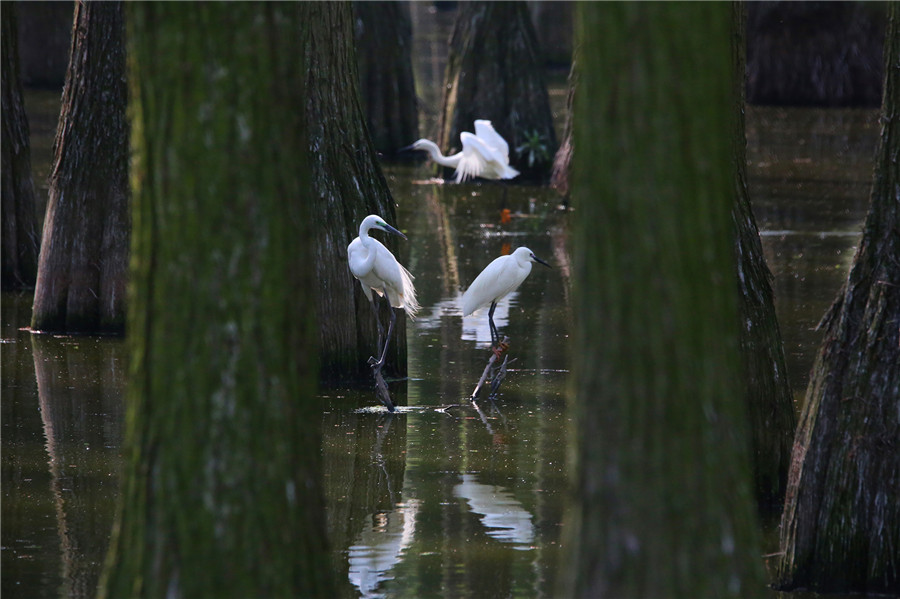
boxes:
[438,1,557,181]
[777,3,900,593]
[562,4,764,597]
[1,4,40,290]
[353,1,419,155]
[746,1,886,107]
[732,1,796,518]
[31,1,129,334]
[100,4,337,598]
[550,55,575,200]
[301,2,407,383]
[15,1,73,89]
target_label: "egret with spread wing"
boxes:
[348,215,419,377]
[405,120,519,183]
[461,247,550,350]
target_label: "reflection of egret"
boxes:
[348,215,420,380]
[348,500,420,598]
[412,292,516,348]
[405,120,520,183]
[461,247,550,349]
[453,474,534,548]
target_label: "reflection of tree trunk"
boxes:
[353,1,419,155]
[439,1,557,180]
[1,4,40,290]
[31,1,129,334]
[777,4,900,593]
[101,5,335,597]
[301,2,407,382]
[33,335,125,599]
[322,411,408,597]
[731,2,795,518]
[564,4,764,597]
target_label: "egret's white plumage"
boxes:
[408,119,519,183]
[462,247,548,316]
[348,215,419,318]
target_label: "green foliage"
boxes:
[515,129,551,168]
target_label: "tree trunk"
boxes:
[301,2,407,383]
[353,1,419,155]
[563,4,765,597]
[550,55,576,200]
[31,1,129,334]
[438,1,557,181]
[1,4,40,290]
[777,3,900,593]
[732,1,796,518]
[99,4,337,597]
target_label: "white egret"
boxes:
[348,215,419,375]
[461,247,550,350]
[404,120,520,183]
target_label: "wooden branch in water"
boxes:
[470,336,511,400]
[370,358,394,412]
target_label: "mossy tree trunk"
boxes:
[353,1,419,156]
[1,4,40,290]
[438,1,557,181]
[563,4,764,597]
[732,1,796,517]
[31,1,129,334]
[301,2,407,383]
[99,4,337,597]
[777,3,900,593]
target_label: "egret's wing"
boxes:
[474,120,510,163]
[373,242,420,317]
[457,132,489,182]
[461,255,511,315]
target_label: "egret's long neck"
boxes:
[420,140,462,168]
[359,222,378,271]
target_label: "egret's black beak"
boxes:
[532,254,551,268]
[399,143,416,153]
[382,223,407,240]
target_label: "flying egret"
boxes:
[348,215,420,375]
[404,120,520,183]
[461,247,550,350]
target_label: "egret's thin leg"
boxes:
[371,296,384,357]
[374,306,397,370]
[488,301,498,348]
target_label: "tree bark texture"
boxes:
[100,4,335,598]
[438,1,557,181]
[2,4,40,290]
[31,1,129,334]
[563,4,765,598]
[777,3,900,593]
[353,1,419,155]
[301,2,407,383]
[550,55,576,200]
[732,2,796,518]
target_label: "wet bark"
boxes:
[1,4,40,290]
[438,1,557,181]
[301,2,407,383]
[732,2,796,518]
[100,4,336,598]
[353,1,419,155]
[563,4,764,597]
[550,55,576,200]
[31,1,129,334]
[777,3,900,593]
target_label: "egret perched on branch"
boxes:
[348,215,419,376]
[461,247,550,350]
[404,120,520,183]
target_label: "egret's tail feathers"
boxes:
[502,165,520,179]
[398,262,420,319]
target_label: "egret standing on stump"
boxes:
[348,215,419,379]
[405,120,520,183]
[461,247,550,352]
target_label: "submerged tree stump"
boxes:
[777,4,900,593]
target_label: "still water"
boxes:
[1,101,875,598]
